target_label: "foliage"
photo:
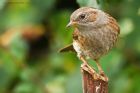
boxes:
[0,0,140,93]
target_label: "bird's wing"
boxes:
[58,44,76,53]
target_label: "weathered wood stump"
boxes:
[81,64,108,93]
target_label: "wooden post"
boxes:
[81,64,108,93]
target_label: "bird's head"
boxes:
[67,7,108,30]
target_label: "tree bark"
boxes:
[81,64,108,93]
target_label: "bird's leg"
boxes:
[95,59,105,76]
[95,60,108,81]
[80,56,95,73]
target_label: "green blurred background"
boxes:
[0,0,140,93]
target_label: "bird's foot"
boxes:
[99,71,105,76]
[81,63,96,74]
[99,71,108,81]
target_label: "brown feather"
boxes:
[106,13,120,34]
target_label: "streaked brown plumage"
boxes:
[59,7,120,76]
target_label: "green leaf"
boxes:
[9,33,28,61]
[76,0,99,8]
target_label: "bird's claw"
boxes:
[81,63,96,74]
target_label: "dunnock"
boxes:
[59,7,120,76]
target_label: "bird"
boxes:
[59,7,120,76]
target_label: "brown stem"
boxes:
[81,63,108,93]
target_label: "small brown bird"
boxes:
[59,7,120,76]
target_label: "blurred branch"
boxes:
[81,63,108,93]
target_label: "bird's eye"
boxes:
[79,14,86,19]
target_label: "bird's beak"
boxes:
[66,21,77,28]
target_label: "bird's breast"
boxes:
[72,26,119,59]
